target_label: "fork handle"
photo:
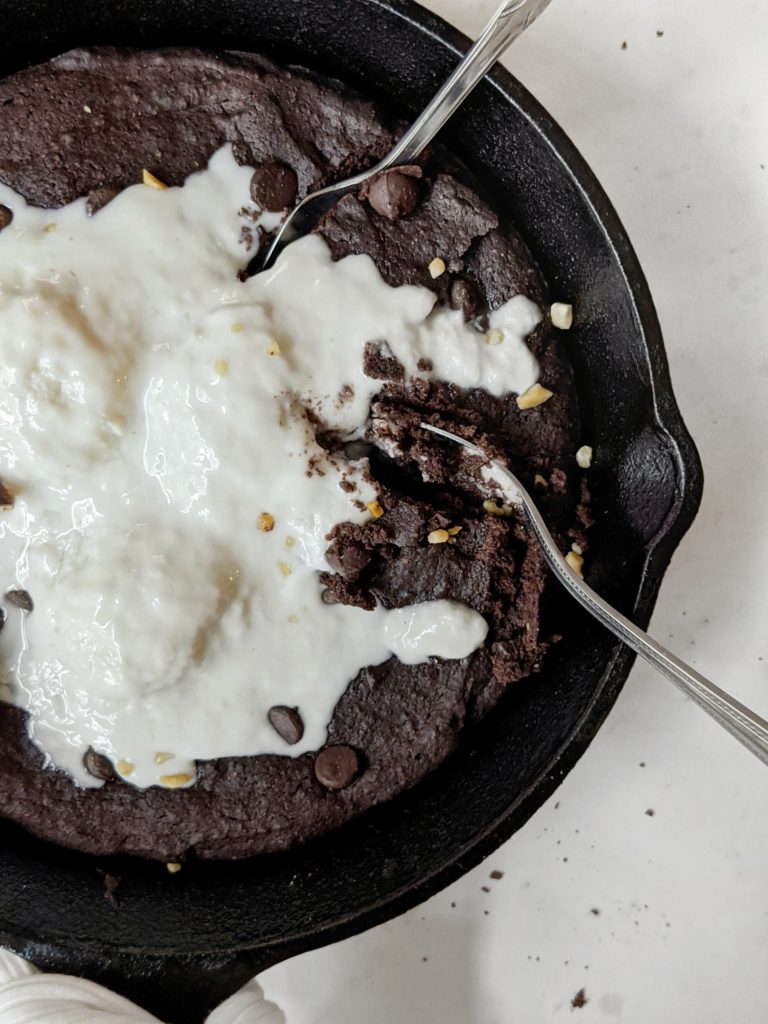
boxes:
[518,479,768,767]
[377,0,554,171]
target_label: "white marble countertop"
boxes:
[261,0,768,1020]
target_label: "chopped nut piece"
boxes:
[43,223,57,233]
[83,104,92,114]
[142,169,168,190]
[428,528,450,544]
[483,499,513,517]
[166,862,182,874]
[428,257,446,279]
[366,500,384,519]
[565,551,584,577]
[266,341,281,356]
[571,541,583,556]
[160,772,194,788]
[230,322,243,333]
[516,382,553,410]
[485,329,504,346]
[256,512,275,532]
[576,445,593,469]
[534,474,548,488]
[117,759,134,777]
[278,561,292,576]
[447,525,462,536]
[550,302,573,329]
[154,752,174,764]
[214,359,229,377]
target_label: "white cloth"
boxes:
[0,950,285,1024]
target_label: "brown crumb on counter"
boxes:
[571,988,588,1009]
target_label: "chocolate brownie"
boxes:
[0,48,587,859]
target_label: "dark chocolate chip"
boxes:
[314,744,361,790]
[449,277,482,320]
[366,169,421,221]
[0,480,13,508]
[85,185,121,217]
[6,589,33,612]
[83,747,116,782]
[267,705,304,745]
[0,204,12,231]
[249,163,298,212]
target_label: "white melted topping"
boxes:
[0,145,540,788]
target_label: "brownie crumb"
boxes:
[621,40,628,49]
[98,871,121,904]
[571,988,588,1009]
[481,885,490,893]
[645,808,655,816]
[590,907,600,916]
[490,869,504,880]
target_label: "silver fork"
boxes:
[419,422,768,767]
[259,0,554,271]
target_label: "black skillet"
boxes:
[0,1,703,1020]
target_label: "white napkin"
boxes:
[0,950,285,1024]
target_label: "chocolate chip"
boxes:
[267,705,304,745]
[449,277,482,320]
[5,589,32,611]
[314,744,361,790]
[0,204,12,231]
[0,480,13,508]
[83,747,116,782]
[86,185,121,217]
[366,168,421,221]
[249,163,298,211]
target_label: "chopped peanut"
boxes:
[576,445,593,469]
[428,257,446,279]
[565,551,584,577]
[366,500,384,519]
[142,169,168,190]
[550,302,573,329]
[516,382,553,410]
[483,499,513,517]
[159,772,194,788]
[257,512,275,532]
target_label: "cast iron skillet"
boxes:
[0,1,703,1020]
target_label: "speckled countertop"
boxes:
[260,0,768,1019]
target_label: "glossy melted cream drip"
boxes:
[0,146,540,788]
